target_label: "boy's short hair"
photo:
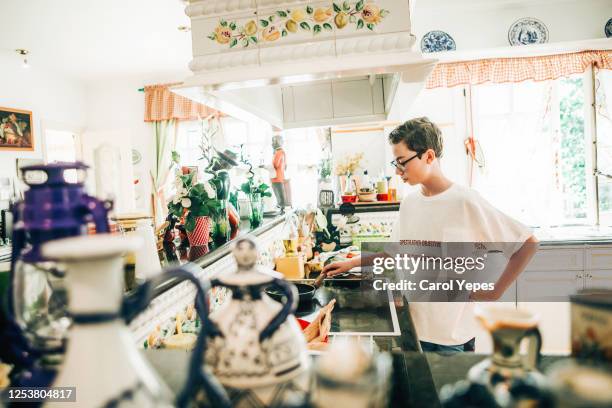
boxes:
[388,117,444,158]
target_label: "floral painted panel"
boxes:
[208,1,390,48]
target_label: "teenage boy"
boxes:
[323,117,538,352]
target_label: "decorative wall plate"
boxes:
[132,149,142,165]
[508,17,549,46]
[605,18,612,38]
[420,30,456,53]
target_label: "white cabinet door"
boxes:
[517,270,583,302]
[525,248,584,271]
[291,83,334,122]
[586,246,612,270]
[585,270,612,290]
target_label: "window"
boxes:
[174,117,324,209]
[469,72,605,227]
[595,69,612,225]
[44,129,80,182]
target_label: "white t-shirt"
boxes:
[389,183,532,345]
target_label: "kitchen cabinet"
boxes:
[516,244,612,354]
[281,76,388,128]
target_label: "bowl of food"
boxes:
[341,194,357,203]
[358,188,377,202]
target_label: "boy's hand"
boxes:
[322,260,353,277]
[469,289,502,302]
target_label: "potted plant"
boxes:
[335,153,363,201]
[168,163,221,247]
[240,178,272,228]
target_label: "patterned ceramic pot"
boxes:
[201,237,309,407]
[186,216,211,246]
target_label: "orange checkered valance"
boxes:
[144,83,224,122]
[426,50,612,89]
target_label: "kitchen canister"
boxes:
[570,289,612,362]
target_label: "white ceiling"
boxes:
[1,0,193,83]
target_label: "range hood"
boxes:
[173,0,436,129]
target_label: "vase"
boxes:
[249,193,263,228]
[186,216,212,247]
[212,202,230,246]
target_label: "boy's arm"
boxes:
[470,235,539,301]
[321,251,387,276]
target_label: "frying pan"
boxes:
[266,283,317,306]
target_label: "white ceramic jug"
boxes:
[41,234,230,408]
[198,237,309,407]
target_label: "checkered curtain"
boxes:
[144,83,224,122]
[426,50,612,89]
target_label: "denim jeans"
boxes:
[420,338,475,355]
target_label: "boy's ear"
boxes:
[424,149,436,164]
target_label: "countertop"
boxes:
[151,214,285,296]
[142,281,439,406]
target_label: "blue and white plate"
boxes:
[508,17,549,46]
[605,18,612,38]
[421,30,456,53]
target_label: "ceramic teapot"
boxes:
[41,234,230,408]
[198,237,309,407]
[467,305,547,405]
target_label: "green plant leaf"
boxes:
[367,23,374,30]
[260,19,269,27]
[300,21,311,30]
[323,22,333,31]
[306,5,313,14]
[333,3,341,12]
[207,33,217,41]
[229,38,238,47]
[313,24,321,34]
[229,22,237,30]
[277,10,287,17]
[342,1,350,11]
[185,215,196,232]
[171,150,181,164]
[242,39,249,47]
[282,29,288,36]
[269,15,275,22]
[220,20,228,27]
[355,0,364,11]
[357,19,364,29]
[349,15,356,23]
[250,36,258,43]
[380,9,389,17]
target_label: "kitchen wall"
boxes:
[414,0,611,54]
[0,53,86,185]
[84,74,186,214]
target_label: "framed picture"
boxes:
[0,107,34,151]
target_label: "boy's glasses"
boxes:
[390,153,422,172]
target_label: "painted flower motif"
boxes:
[244,20,258,36]
[314,7,333,23]
[290,9,306,22]
[334,11,349,29]
[181,197,192,208]
[262,25,281,41]
[286,19,298,33]
[362,4,382,24]
[214,25,232,44]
